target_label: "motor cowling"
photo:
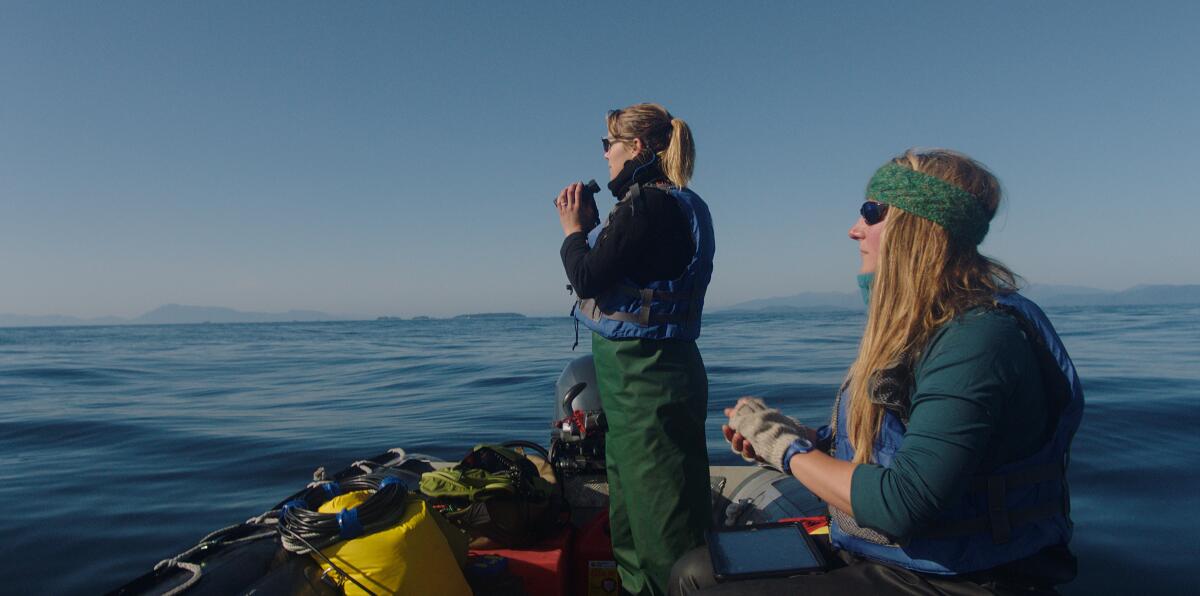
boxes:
[550,356,607,475]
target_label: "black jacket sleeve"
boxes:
[559,188,693,299]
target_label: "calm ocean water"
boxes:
[1,306,1197,595]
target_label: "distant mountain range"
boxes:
[0,304,357,328]
[719,284,1200,312]
[2,285,1197,327]
[1020,284,1200,306]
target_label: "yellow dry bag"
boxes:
[315,491,471,596]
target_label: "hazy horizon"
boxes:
[3,2,1196,318]
[4,282,1198,324]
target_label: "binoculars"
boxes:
[555,179,602,229]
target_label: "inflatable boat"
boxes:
[107,357,827,595]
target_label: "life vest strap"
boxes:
[969,461,1063,492]
[576,292,694,327]
[988,476,1011,543]
[922,499,1064,544]
[920,460,1066,543]
[611,283,693,303]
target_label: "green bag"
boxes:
[420,444,560,547]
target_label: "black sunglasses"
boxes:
[602,137,625,153]
[860,201,889,225]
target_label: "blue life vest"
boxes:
[571,184,715,341]
[829,293,1084,575]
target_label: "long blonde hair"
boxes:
[607,103,695,188]
[846,149,1018,464]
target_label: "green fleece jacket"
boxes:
[849,308,1052,539]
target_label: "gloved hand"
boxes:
[726,398,812,471]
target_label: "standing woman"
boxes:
[556,103,715,596]
[673,149,1082,594]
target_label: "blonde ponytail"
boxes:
[661,117,695,188]
[607,103,697,188]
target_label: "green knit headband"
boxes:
[866,162,991,245]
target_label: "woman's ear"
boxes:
[632,138,646,157]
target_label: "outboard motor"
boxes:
[551,357,619,596]
[550,356,608,476]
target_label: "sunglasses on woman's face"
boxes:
[860,201,889,225]
[602,137,624,153]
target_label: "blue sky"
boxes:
[2,2,1196,318]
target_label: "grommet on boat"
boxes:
[337,507,364,539]
[280,499,306,521]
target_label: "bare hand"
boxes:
[723,424,759,461]
[555,183,596,237]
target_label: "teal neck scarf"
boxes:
[857,272,874,306]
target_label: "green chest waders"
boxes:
[592,333,712,596]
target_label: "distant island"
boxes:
[720,291,863,312]
[2,285,1195,328]
[719,284,1200,313]
[0,304,359,328]
[0,305,535,328]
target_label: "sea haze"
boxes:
[0,306,1197,594]
[3,284,1198,327]
[717,284,1200,312]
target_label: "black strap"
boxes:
[611,283,692,302]
[923,499,1065,542]
[969,461,1063,492]
[598,308,688,326]
[923,460,1066,543]
[987,476,1012,544]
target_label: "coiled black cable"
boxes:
[277,473,410,555]
[502,439,560,490]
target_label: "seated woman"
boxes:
[671,149,1083,595]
